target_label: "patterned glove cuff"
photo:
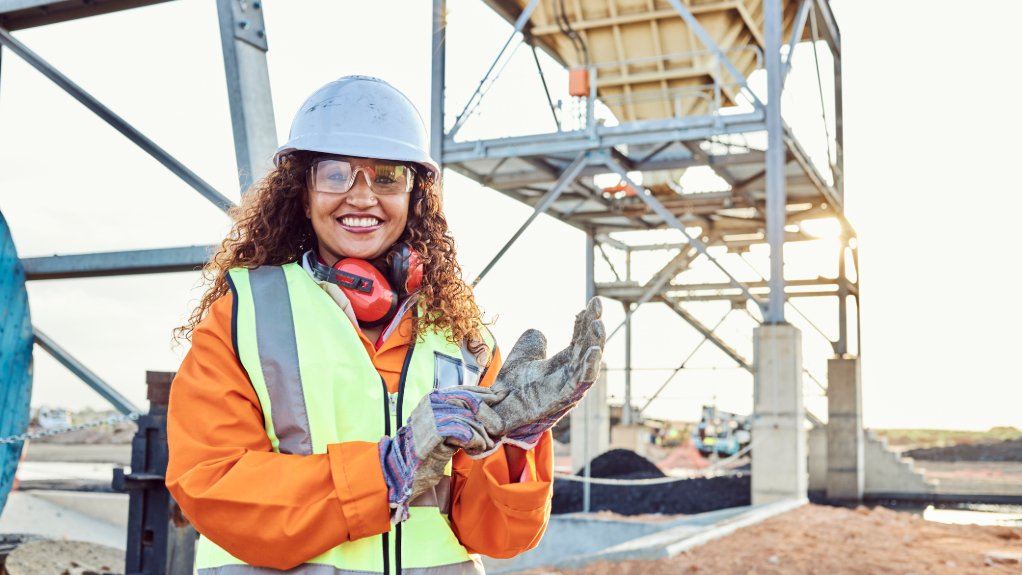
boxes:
[378,430,418,523]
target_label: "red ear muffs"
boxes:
[309,245,423,328]
[313,258,398,328]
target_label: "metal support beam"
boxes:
[665,0,762,109]
[764,0,786,323]
[659,296,751,371]
[602,155,764,312]
[216,0,277,194]
[623,302,633,426]
[606,247,700,341]
[0,0,171,30]
[0,26,235,213]
[784,130,842,216]
[582,231,595,514]
[852,242,861,355]
[530,42,561,132]
[783,0,813,83]
[832,24,845,203]
[597,277,849,301]
[682,141,737,186]
[33,328,140,415]
[22,246,213,280]
[811,0,841,55]
[483,150,764,191]
[837,239,848,355]
[472,153,587,286]
[442,111,765,162]
[431,0,446,168]
[640,309,733,412]
[448,0,540,139]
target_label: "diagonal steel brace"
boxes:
[665,0,763,110]
[602,154,765,314]
[472,152,588,286]
[33,328,141,415]
[0,26,235,213]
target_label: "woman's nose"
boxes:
[344,171,377,206]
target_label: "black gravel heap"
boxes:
[584,448,666,479]
[904,437,1022,462]
[552,449,751,515]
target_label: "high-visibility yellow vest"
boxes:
[195,263,493,575]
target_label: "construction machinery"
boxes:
[692,404,752,458]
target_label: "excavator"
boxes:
[692,404,752,458]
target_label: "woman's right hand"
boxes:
[378,387,498,522]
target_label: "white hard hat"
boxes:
[275,76,439,179]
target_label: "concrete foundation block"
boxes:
[571,362,610,469]
[751,324,806,505]
[610,424,650,457]
[826,356,864,501]
[808,426,827,491]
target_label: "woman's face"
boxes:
[304,157,411,264]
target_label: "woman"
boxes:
[167,76,602,574]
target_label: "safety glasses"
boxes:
[308,156,416,195]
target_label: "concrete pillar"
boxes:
[610,424,650,457]
[807,426,828,492]
[752,324,806,504]
[571,363,610,470]
[826,356,864,500]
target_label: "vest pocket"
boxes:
[434,352,481,389]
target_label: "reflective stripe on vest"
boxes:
[197,263,494,575]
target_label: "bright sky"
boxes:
[2,0,1019,431]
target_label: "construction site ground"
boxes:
[3,431,1022,573]
[521,504,1022,575]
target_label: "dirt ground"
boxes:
[528,504,1022,575]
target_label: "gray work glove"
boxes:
[469,297,605,453]
[378,388,497,522]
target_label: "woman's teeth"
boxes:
[340,217,381,228]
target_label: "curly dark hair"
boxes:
[176,152,489,361]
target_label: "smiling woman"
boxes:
[305,155,413,263]
[164,76,562,574]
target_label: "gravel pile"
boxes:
[583,449,665,480]
[905,437,1022,462]
[552,449,750,515]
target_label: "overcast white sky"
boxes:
[2,0,1020,430]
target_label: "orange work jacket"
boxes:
[166,293,553,570]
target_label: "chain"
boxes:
[0,412,141,445]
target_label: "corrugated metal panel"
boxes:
[480,0,804,121]
[0,210,33,515]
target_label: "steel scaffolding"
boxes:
[433,0,858,508]
[0,0,860,509]
[0,0,274,409]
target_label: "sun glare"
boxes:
[799,217,843,240]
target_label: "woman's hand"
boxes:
[378,387,499,522]
[464,298,605,450]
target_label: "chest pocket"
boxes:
[434,351,482,389]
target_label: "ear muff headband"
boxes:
[389,243,423,299]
